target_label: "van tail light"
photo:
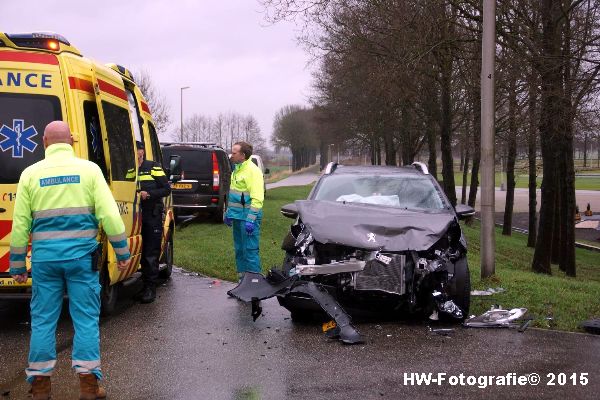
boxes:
[212,152,220,191]
[181,171,185,180]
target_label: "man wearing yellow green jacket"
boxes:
[224,141,264,277]
[9,121,130,400]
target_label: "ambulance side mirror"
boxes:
[168,155,182,183]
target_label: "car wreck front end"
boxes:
[277,200,470,322]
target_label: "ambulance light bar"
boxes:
[5,32,70,51]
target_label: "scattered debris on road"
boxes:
[428,327,455,336]
[471,287,506,296]
[580,319,600,335]
[228,272,364,344]
[464,306,528,329]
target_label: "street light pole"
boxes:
[480,0,496,279]
[180,86,190,142]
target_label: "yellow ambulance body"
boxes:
[0,32,175,314]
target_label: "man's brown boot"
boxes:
[30,376,51,400]
[78,373,106,400]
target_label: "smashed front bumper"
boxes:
[228,272,364,344]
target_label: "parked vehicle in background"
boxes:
[161,142,231,221]
[250,154,269,194]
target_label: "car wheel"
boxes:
[214,198,228,222]
[447,257,470,319]
[290,310,313,323]
[158,233,173,279]
[100,267,119,316]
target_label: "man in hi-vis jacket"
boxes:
[224,141,264,279]
[9,121,130,400]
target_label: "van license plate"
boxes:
[172,183,192,189]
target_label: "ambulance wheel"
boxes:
[159,234,173,279]
[100,268,119,316]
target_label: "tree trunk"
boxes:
[583,134,588,167]
[527,73,538,248]
[440,55,456,207]
[468,88,481,208]
[384,130,397,166]
[532,0,562,275]
[559,108,577,276]
[503,76,518,235]
[461,126,470,205]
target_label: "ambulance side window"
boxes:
[101,101,135,181]
[148,122,161,163]
[83,101,108,180]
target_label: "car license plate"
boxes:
[172,183,192,189]
[322,320,337,332]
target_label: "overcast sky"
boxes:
[2,0,314,144]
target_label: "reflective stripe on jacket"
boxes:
[9,143,130,274]
[137,160,170,211]
[225,158,264,222]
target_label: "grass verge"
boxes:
[174,184,600,332]
[450,171,600,191]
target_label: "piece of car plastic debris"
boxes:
[439,300,463,319]
[464,307,528,328]
[251,299,262,322]
[228,272,363,345]
[432,291,463,319]
[580,319,600,335]
[518,319,532,332]
[428,327,455,336]
[471,287,506,296]
[429,309,439,321]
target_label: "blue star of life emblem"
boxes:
[0,119,39,158]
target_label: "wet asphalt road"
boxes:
[0,269,598,400]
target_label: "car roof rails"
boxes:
[324,162,338,174]
[411,162,429,175]
[161,142,223,150]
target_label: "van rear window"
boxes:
[162,148,212,178]
[0,94,61,184]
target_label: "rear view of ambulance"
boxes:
[0,32,177,314]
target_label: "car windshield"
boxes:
[313,173,446,210]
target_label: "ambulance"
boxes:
[0,32,179,314]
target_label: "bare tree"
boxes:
[134,70,171,136]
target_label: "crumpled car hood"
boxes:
[295,200,456,251]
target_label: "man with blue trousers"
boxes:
[224,141,264,279]
[9,121,130,400]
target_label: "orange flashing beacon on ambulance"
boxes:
[0,32,179,314]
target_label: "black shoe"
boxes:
[140,286,156,304]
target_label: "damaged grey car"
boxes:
[229,162,475,343]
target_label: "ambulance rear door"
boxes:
[90,65,139,285]
[0,49,65,289]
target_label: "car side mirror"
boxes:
[264,168,270,175]
[280,203,298,219]
[455,204,475,220]
[169,155,182,183]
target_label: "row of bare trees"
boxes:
[135,71,267,156]
[179,112,267,155]
[262,0,600,277]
